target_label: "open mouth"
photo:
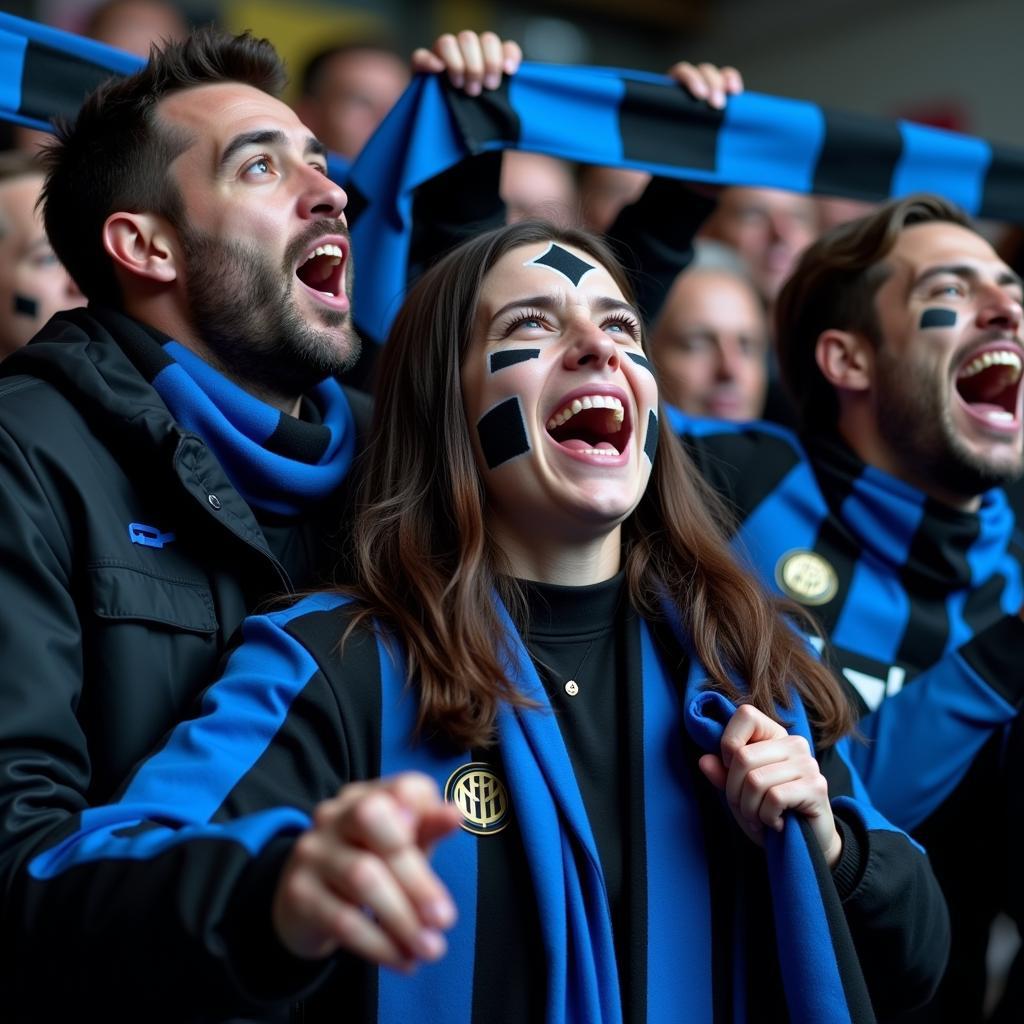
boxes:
[545,391,632,457]
[954,344,1023,428]
[295,241,346,302]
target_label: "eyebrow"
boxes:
[218,129,327,171]
[488,293,640,324]
[912,264,1024,292]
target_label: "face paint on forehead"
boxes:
[490,349,540,374]
[643,409,659,464]
[919,308,958,329]
[627,351,654,374]
[524,243,597,288]
[14,294,39,318]
[477,396,532,469]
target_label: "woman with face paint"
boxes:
[22,222,949,1022]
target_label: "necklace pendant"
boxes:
[564,679,579,697]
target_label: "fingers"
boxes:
[719,704,787,768]
[666,60,745,110]
[273,772,461,969]
[705,705,840,861]
[412,31,520,95]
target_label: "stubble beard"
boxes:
[180,221,360,401]
[874,347,1024,499]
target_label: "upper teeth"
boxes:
[303,243,343,264]
[959,350,1023,380]
[546,394,625,430]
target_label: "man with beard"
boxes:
[673,194,1024,1022]
[0,25,520,1019]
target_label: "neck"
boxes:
[124,298,303,416]
[493,522,622,586]
[836,413,981,513]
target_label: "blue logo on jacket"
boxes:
[128,523,176,549]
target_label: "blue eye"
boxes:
[245,156,271,176]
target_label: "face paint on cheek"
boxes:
[919,308,958,329]
[489,349,540,373]
[14,294,38,318]
[627,351,654,374]
[524,243,596,287]
[477,396,531,470]
[643,410,659,464]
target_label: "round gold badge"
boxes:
[444,762,511,835]
[775,549,839,606]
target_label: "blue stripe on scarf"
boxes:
[0,28,27,116]
[640,622,713,1023]
[493,600,621,1024]
[152,342,355,517]
[375,630,477,1024]
[685,691,855,1024]
[717,92,826,190]
[829,467,926,661]
[29,596,344,880]
[891,121,992,213]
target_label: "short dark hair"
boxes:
[40,27,287,307]
[774,193,971,429]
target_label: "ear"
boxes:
[102,211,179,286]
[815,328,873,393]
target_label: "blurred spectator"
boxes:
[84,0,189,57]
[0,152,83,359]
[816,194,878,233]
[699,186,818,304]
[296,40,409,161]
[578,164,650,232]
[650,241,768,420]
[501,151,578,226]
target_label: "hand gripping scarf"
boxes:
[373,594,879,1024]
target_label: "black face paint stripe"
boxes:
[477,397,531,469]
[527,243,596,287]
[14,294,38,317]
[490,349,540,373]
[919,308,957,329]
[627,351,654,374]
[643,410,659,464]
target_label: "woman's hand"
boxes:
[667,61,744,110]
[698,704,843,868]
[411,31,522,96]
[272,772,462,970]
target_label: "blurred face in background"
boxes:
[651,267,768,421]
[0,174,84,358]
[700,187,819,303]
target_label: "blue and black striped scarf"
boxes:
[146,340,355,518]
[374,595,880,1024]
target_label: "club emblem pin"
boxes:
[775,549,838,606]
[444,762,511,835]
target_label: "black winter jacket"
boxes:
[0,306,369,1001]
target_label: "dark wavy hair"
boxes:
[39,27,286,308]
[775,193,971,429]
[345,220,854,749]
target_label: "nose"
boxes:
[714,337,743,381]
[977,283,1023,333]
[297,164,348,221]
[562,320,620,372]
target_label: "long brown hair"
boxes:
[346,221,853,748]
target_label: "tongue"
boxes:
[561,438,617,452]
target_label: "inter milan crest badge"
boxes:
[775,549,839,606]
[444,762,510,836]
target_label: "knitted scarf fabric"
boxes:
[373,596,876,1024]
[150,341,355,517]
